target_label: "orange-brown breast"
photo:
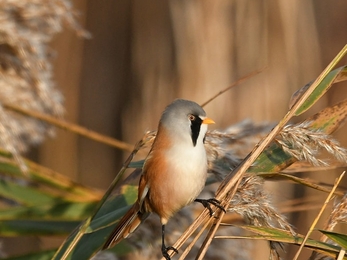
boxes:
[140,125,177,223]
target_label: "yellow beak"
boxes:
[202,117,215,125]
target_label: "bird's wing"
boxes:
[137,147,155,208]
[137,174,149,209]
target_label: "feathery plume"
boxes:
[278,121,347,167]
[0,0,88,171]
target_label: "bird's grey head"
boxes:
[160,99,208,147]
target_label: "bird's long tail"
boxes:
[103,202,149,249]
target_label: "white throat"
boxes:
[163,123,208,210]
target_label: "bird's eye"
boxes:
[189,115,196,121]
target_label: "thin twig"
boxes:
[337,248,346,260]
[196,209,226,260]
[3,103,134,152]
[200,67,265,107]
[177,217,212,260]
[293,171,345,260]
[162,210,211,259]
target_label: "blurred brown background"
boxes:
[7,1,347,259]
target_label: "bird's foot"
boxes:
[161,245,178,260]
[194,198,226,216]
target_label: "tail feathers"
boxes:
[103,203,149,249]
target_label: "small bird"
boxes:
[103,99,223,259]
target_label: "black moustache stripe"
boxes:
[190,116,202,146]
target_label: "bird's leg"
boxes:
[194,198,226,216]
[161,225,178,260]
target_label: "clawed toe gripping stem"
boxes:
[194,198,226,216]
